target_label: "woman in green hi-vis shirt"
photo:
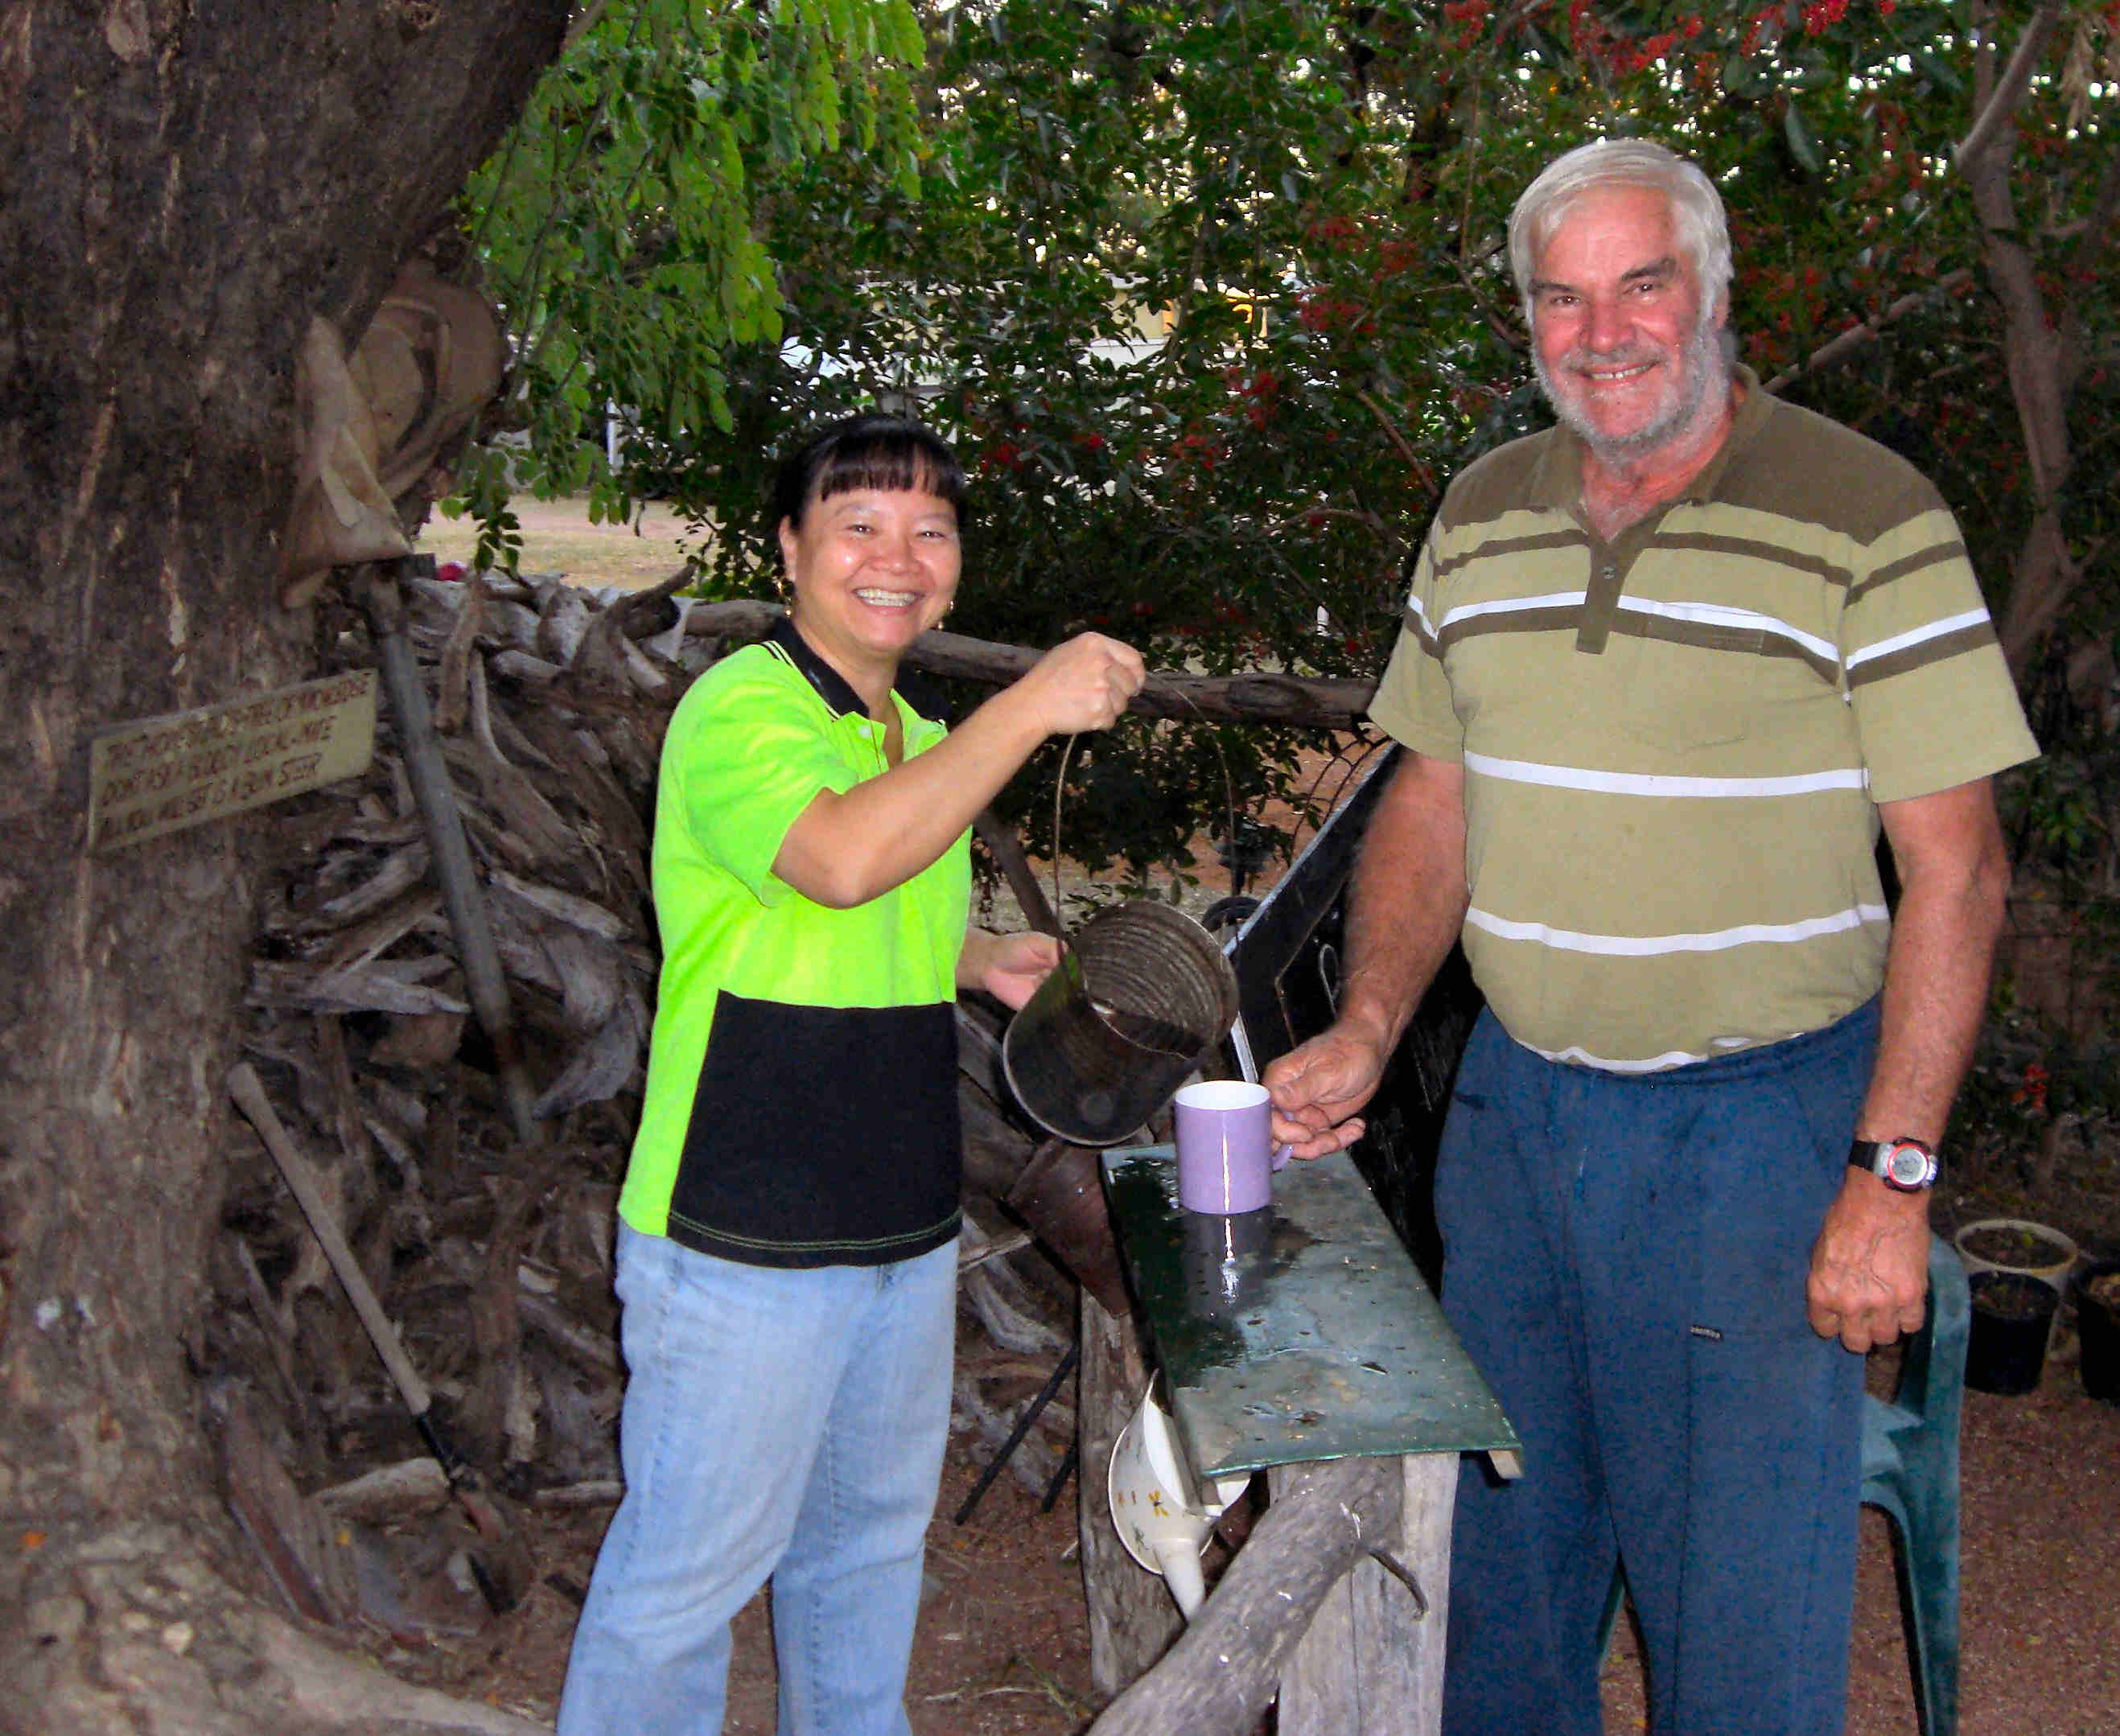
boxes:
[560,413,1144,1736]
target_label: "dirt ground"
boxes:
[387,503,2120,1732]
[410,1409,1101,1734]
[391,1303,2120,1735]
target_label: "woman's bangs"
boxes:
[813,435,965,515]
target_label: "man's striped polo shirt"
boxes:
[1370,367,2037,1072]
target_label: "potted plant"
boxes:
[1965,1269,2063,1395]
[2075,1258,2120,1406]
[1953,1217,2081,1294]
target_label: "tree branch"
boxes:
[1956,3,2064,171]
[564,1,611,52]
[1763,270,1974,395]
[2076,139,2120,274]
[1354,388,1434,491]
[677,601,1377,728]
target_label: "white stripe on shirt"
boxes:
[1845,607,1993,669]
[1437,590,1588,631]
[1464,902,1889,956]
[1614,595,1839,664]
[1525,1041,1712,1072]
[1462,751,1870,800]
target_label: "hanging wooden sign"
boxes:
[89,669,378,852]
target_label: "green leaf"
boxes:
[1912,50,1962,94]
[1784,99,1823,175]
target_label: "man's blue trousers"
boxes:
[1437,1002,1877,1736]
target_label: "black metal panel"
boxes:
[1225,747,1484,1281]
[1224,749,1398,1070]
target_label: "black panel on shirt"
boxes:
[667,991,962,1268]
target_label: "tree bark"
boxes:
[0,3,569,1726]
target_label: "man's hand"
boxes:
[1262,1020,1390,1158]
[1257,751,1471,1161]
[1806,1170,1930,1351]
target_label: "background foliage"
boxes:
[459,0,2120,1062]
[457,0,927,566]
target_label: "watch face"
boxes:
[1883,1142,1934,1187]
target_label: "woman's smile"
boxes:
[777,485,961,701]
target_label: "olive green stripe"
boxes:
[1846,621,1999,689]
[1653,531,1854,590]
[1434,529,1587,582]
[1607,611,1842,684]
[1847,540,1969,606]
[1436,605,1585,652]
[1430,603,1841,683]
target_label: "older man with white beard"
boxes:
[1264,138,2036,1735]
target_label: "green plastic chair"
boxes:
[1859,1231,1969,1736]
[1599,1233,1968,1734]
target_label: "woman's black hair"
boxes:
[771,412,966,534]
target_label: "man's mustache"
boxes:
[1556,344,1662,372]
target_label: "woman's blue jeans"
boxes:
[557,1223,957,1736]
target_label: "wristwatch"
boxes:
[1848,1135,1939,1192]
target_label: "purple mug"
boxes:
[1174,1080,1291,1215]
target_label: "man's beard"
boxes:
[1534,313,1729,463]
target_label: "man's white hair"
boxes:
[1508,138,1733,322]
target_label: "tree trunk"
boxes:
[0,4,568,1727]
[1954,2,2110,674]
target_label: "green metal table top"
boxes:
[1101,1145,1521,1483]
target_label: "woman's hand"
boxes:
[772,631,1147,911]
[958,928,1063,1010]
[1014,633,1146,736]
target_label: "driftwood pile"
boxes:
[208,568,1088,1633]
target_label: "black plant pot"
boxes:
[1966,1271,2060,1397]
[2076,1261,2120,1407]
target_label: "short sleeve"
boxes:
[660,657,855,904]
[1842,499,2039,803]
[1367,532,1465,761]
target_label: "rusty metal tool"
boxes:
[228,1061,533,1613]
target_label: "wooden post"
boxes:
[1088,1456,1402,1734]
[1274,1452,1456,1734]
[974,808,1060,936]
[1078,1290,1183,1698]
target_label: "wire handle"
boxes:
[1045,674,1240,944]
